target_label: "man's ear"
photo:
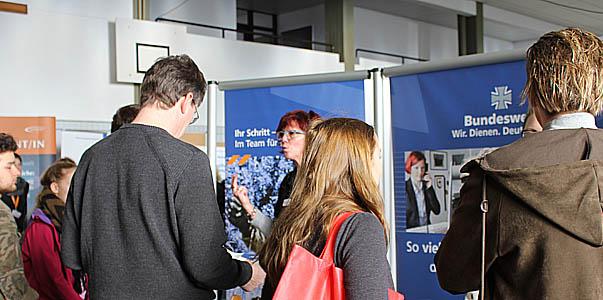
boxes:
[185,92,195,109]
[177,92,195,114]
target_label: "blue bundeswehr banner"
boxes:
[391,60,526,299]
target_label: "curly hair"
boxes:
[0,133,18,154]
[522,28,603,115]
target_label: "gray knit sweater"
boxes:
[61,124,251,299]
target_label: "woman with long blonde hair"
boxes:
[259,118,394,299]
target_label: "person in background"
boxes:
[0,133,37,300]
[436,28,603,299]
[110,104,140,133]
[21,158,82,300]
[231,110,321,237]
[405,151,440,229]
[259,118,394,299]
[1,153,29,233]
[61,55,264,299]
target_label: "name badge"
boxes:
[11,209,22,219]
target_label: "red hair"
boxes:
[276,110,321,132]
[405,151,426,174]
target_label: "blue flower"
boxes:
[224,155,294,253]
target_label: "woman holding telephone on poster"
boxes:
[405,151,441,229]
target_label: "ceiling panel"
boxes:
[483,0,603,35]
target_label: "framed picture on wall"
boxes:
[430,151,448,170]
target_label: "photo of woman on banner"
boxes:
[405,151,441,229]
[230,110,321,250]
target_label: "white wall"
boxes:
[21,0,132,20]
[1,2,344,122]
[0,1,532,123]
[354,7,513,63]
[417,19,458,61]
[513,39,537,51]
[484,36,514,53]
[115,19,344,84]
[150,0,237,39]
[354,7,421,62]
[0,1,135,122]
[277,5,326,50]
[150,0,235,27]
[277,5,515,68]
[356,57,400,70]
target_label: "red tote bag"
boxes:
[273,212,404,300]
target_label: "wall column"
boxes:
[325,0,355,71]
[458,1,483,55]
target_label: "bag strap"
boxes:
[320,211,356,262]
[480,173,488,300]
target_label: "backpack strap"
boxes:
[480,173,488,300]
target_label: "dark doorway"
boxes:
[280,26,312,49]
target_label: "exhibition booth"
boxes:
[2,49,562,299]
[207,49,529,299]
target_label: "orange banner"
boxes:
[0,117,56,155]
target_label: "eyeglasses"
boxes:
[276,129,305,141]
[189,103,199,125]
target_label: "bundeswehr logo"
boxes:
[491,86,512,110]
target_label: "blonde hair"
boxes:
[521,27,603,115]
[259,118,388,287]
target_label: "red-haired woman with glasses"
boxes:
[232,110,321,236]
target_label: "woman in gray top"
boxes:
[259,118,395,299]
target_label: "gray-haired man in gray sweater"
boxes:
[61,55,265,299]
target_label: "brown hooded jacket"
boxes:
[436,128,603,299]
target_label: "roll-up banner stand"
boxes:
[218,71,373,297]
[383,50,528,299]
[371,68,398,287]
[207,81,218,189]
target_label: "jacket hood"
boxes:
[31,208,52,225]
[476,158,603,246]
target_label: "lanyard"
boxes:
[10,195,19,209]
